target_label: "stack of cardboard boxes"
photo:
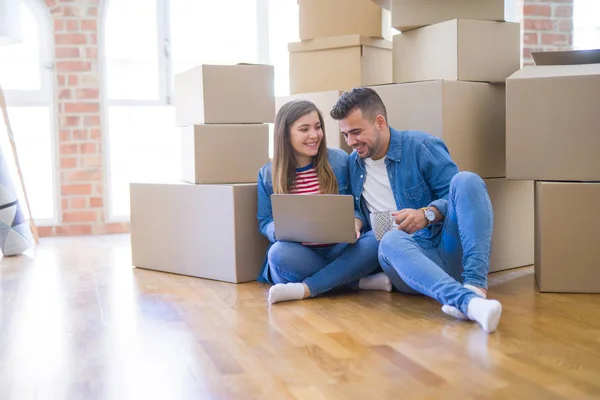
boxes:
[506,49,600,293]
[369,0,533,273]
[278,0,394,153]
[129,64,274,283]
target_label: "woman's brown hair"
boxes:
[272,100,338,195]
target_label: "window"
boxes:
[103,0,299,220]
[268,0,299,97]
[103,0,175,219]
[574,0,600,50]
[0,0,56,223]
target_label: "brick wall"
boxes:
[522,0,574,65]
[37,0,128,236]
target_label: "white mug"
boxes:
[370,210,398,241]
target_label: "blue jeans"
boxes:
[268,230,380,296]
[378,172,493,316]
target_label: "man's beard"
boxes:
[357,145,373,159]
[357,136,378,159]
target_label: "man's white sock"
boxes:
[441,285,487,320]
[268,283,306,304]
[467,298,502,333]
[359,272,393,292]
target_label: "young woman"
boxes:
[256,99,391,304]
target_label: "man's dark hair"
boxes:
[330,87,387,123]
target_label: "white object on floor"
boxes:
[442,284,487,320]
[268,282,306,304]
[467,298,503,333]
[359,272,393,292]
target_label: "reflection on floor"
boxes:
[1,234,599,399]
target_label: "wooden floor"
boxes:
[1,235,599,400]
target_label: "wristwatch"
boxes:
[422,207,435,225]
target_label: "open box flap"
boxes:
[532,49,600,66]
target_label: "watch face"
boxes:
[425,210,435,221]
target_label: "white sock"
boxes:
[268,283,306,304]
[441,284,487,320]
[467,297,502,333]
[359,272,392,292]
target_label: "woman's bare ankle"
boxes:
[302,283,311,299]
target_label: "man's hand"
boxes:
[354,218,363,239]
[393,209,428,234]
[393,207,443,234]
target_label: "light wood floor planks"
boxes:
[1,234,599,399]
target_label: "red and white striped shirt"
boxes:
[291,164,331,247]
[291,165,320,194]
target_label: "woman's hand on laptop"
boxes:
[354,218,363,239]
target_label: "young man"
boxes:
[330,88,502,333]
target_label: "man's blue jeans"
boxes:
[378,172,494,316]
[267,230,380,296]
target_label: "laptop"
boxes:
[271,194,357,244]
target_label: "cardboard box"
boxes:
[370,0,390,10]
[369,81,506,178]
[535,182,600,293]
[486,178,534,273]
[130,182,269,284]
[506,49,600,181]
[289,35,393,94]
[181,124,270,184]
[299,0,391,41]
[174,64,275,126]
[391,0,507,32]
[276,91,351,153]
[393,19,520,83]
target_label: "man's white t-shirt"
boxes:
[363,157,396,213]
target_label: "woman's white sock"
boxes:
[268,283,306,304]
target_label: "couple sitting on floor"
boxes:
[256,88,502,334]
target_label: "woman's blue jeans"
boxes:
[268,230,380,296]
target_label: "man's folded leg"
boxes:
[378,230,501,333]
[378,230,475,308]
[439,171,496,321]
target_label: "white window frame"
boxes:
[3,0,54,105]
[100,0,272,222]
[2,0,58,225]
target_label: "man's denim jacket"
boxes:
[349,127,460,243]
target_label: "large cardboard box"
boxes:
[181,124,269,184]
[370,0,390,10]
[276,91,351,153]
[486,178,534,273]
[369,81,506,178]
[299,0,391,41]
[535,182,600,293]
[391,0,507,32]
[506,50,600,181]
[130,182,269,284]
[393,19,520,83]
[174,64,275,126]
[289,35,393,94]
